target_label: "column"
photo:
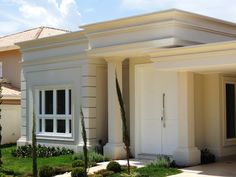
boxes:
[17,69,28,146]
[78,64,97,149]
[173,72,200,166]
[104,58,126,159]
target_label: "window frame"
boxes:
[223,77,236,146]
[35,85,73,139]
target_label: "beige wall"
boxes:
[0,50,21,89]
[0,105,21,144]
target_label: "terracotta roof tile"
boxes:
[0,27,69,48]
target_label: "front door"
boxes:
[138,67,178,155]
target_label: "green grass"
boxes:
[109,165,181,177]
[2,145,73,176]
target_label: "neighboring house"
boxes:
[0,27,68,144]
[17,9,236,166]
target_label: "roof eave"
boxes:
[0,45,19,52]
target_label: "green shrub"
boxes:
[54,167,72,176]
[106,161,121,173]
[72,151,109,163]
[149,155,171,168]
[89,161,97,167]
[0,167,15,175]
[95,169,114,177]
[11,144,74,158]
[71,167,85,177]
[72,160,85,168]
[38,166,55,177]
[0,173,5,177]
[89,151,107,162]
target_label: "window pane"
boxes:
[69,89,71,115]
[57,120,66,133]
[45,119,53,132]
[69,119,71,133]
[39,91,42,114]
[57,90,65,114]
[39,119,42,132]
[45,90,53,114]
[226,84,236,139]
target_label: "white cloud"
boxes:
[0,0,81,35]
[121,0,236,23]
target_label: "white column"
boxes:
[104,58,126,159]
[173,72,200,166]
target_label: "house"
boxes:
[0,27,68,144]
[16,9,236,166]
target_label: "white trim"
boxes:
[34,85,73,140]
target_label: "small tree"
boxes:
[80,107,88,177]
[115,74,131,174]
[0,79,3,167]
[32,111,37,177]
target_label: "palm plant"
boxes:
[32,111,37,177]
[80,107,88,177]
[0,79,3,167]
[115,74,131,174]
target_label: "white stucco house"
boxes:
[16,9,236,166]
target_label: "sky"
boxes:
[1,0,236,36]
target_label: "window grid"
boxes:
[36,88,72,136]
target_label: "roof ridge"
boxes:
[34,27,44,39]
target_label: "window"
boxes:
[225,83,236,139]
[37,88,72,136]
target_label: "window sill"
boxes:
[36,133,74,141]
[224,138,236,146]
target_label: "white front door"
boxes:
[137,67,178,155]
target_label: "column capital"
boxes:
[104,57,126,63]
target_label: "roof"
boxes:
[81,9,236,34]
[0,27,69,52]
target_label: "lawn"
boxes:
[2,145,73,176]
[1,145,181,177]
[106,166,181,177]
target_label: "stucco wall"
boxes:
[0,50,21,88]
[0,105,21,144]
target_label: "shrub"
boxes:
[54,167,72,176]
[106,161,121,173]
[0,173,5,177]
[89,151,107,163]
[0,167,15,175]
[72,151,109,163]
[149,155,171,168]
[11,145,74,158]
[95,169,114,177]
[201,149,216,164]
[72,160,85,168]
[38,166,55,177]
[71,167,85,177]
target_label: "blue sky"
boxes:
[1,0,236,36]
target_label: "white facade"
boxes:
[17,9,236,166]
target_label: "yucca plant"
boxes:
[32,111,37,177]
[0,79,3,167]
[115,74,131,174]
[80,107,88,177]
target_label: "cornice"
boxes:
[149,40,236,60]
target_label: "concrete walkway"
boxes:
[170,160,236,177]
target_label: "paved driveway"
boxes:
[170,160,236,177]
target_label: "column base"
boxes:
[104,143,126,159]
[16,136,29,146]
[173,147,200,166]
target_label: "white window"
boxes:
[36,87,72,137]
